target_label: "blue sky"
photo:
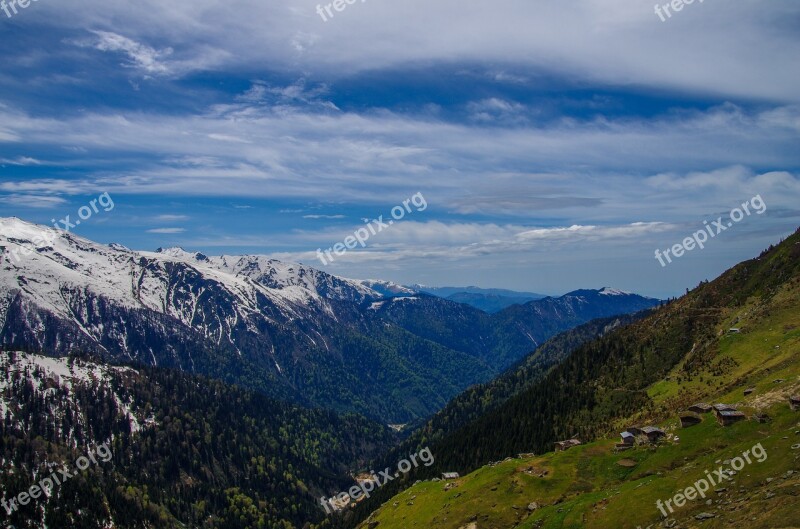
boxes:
[1,0,799,298]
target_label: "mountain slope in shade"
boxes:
[0,217,660,422]
[389,311,651,455]
[373,288,661,369]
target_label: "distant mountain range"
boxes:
[355,281,547,313]
[0,217,660,423]
[359,281,641,314]
[408,285,547,313]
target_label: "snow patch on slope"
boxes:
[0,352,142,433]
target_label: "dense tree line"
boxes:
[0,354,395,528]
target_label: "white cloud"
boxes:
[467,98,529,124]
[89,31,173,75]
[0,194,69,208]
[515,222,676,242]
[0,102,796,224]
[154,214,189,221]
[270,220,680,262]
[146,227,186,234]
[208,133,251,143]
[32,0,800,102]
[68,30,230,78]
[489,71,529,84]
[0,178,95,196]
[0,128,20,142]
[646,166,798,193]
[0,157,43,166]
[236,79,330,105]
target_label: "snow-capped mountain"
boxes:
[1,217,403,413]
[0,218,661,422]
[0,217,376,359]
[0,217,377,324]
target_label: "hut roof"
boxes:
[641,426,665,435]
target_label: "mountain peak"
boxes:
[156,246,189,256]
[108,242,132,252]
[153,246,211,263]
[0,216,54,238]
[562,287,640,298]
[598,287,633,296]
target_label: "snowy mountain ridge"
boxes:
[0,217,661,422]
[0,217,380,322]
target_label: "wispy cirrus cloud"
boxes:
[303,214,346,219]
[0,156,43,166]
[0,101,797,217]
[88,31,174,75]
[467,98,530,124]
[0,194,69,208]
[67,30,230,79]
[24,0,800,101]
[146,227,186,234]
[154,214,189,221]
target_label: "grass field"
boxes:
[358,279,800,529]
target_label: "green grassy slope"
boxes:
[361,405,798,529]
[353,230,800,529]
